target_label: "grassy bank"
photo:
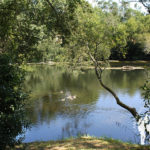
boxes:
[13,136,149,150]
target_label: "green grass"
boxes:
[11,136,150,150]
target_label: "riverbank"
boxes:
[14,136,149,150]
[27,60,150,66]
[25,60,150,71]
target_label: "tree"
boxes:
[62,2,139,117]
[0,0,46,148]
[0,54,28,149]
[1,0,150,147]
[0,0,41,63]
[63,1,150,144]
[0,0,83,148]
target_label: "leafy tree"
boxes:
[0,0,41,148]
[143,34,150,54]
[0,0,83,148]
[1,0,150,147]
[0,54,28,149]
[37,36,66,62]
[0,0,40,63]
[63,0,148,132]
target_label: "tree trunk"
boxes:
[95,66,140,120]
[88,51,140,121]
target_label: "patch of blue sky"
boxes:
[87,0,148,14]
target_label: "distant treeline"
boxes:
[31,1,150,62]
[1,0,150,63]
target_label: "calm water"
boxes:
[23,65,147,144]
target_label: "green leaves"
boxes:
[142,79,150,108]
[0,54,28,149]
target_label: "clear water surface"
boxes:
[23,65,147,144]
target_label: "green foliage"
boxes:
[125,33,150,60]
[0,0,147,62]
[141,34,150,55]
[0,0,40,63]
[142,79,150,108]
[0,54,28,149]
[37,37,66,62]
[39,0,81,44]
[63,6,114,63]
[0,0,150,147]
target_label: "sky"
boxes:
[87,0,148,13]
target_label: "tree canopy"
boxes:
[0,0,150,148]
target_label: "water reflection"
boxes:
[23,65,148,144]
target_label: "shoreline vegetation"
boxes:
[13,136,149,150]
[1,0,150,149]
[26,60,150,70]
[27,60,150,64]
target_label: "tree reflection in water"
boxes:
[61,118,91,139]
[24,65,149,145]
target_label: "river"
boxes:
[22,65,149,144]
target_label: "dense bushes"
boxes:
[0,54,28,149]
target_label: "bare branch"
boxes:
[127,0,150,13]
[88,46,140,120]
[140,0,149,8]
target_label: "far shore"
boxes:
[27,60,150,65]
[26,60,149,70]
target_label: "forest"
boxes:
[0,0,150,149]
[1,0,150,63]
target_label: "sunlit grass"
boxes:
[12,136,149,150]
